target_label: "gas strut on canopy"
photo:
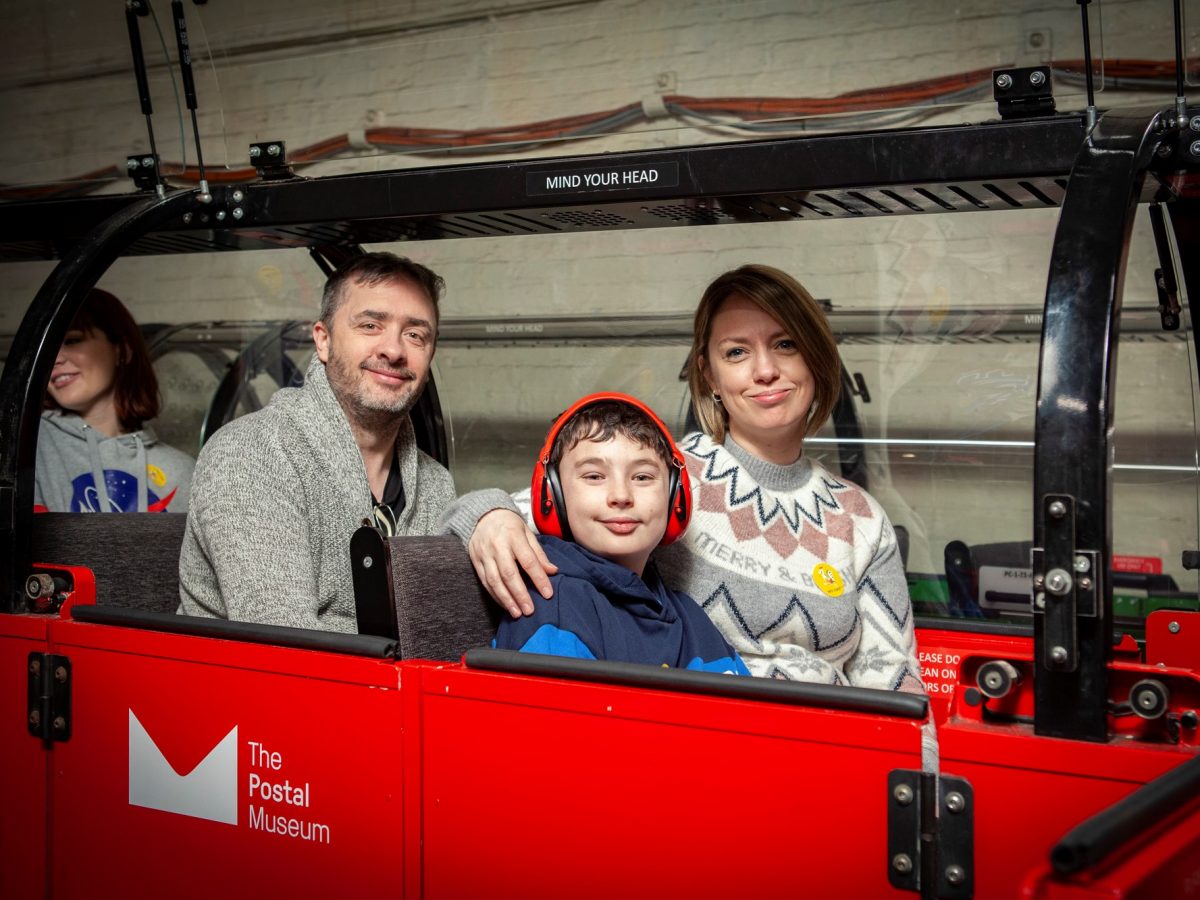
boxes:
[1076,0,1098,130]
[170,0,210,201]
[123,0,165,197]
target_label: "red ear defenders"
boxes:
[531,392,691,546]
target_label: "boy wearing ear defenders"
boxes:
[493,393,748,674]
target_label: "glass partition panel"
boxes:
[9,189,1197,639]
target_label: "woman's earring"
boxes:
[712,392,722,404]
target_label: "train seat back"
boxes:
[32,513,186,613]
[387,535,502,661]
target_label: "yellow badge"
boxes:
[812,563,845,598]
[146,464,167,488]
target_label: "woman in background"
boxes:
[36,288,194,513]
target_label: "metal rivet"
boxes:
[53,716,65,731]
[1034,592,1045,609]
[249,145,262,158]
[995,73,1013,89]
[1073,555,1090,573]
[232,208,244,220]
[1078,576,1092,590]
[1191,140,1200,157]
[892,854,913,874]
[945,791,965,813]
[54,666,67,683]
[1045,568,1072,595]
[182,212,193,224]
[1033,573,1044,587]
[126,159,139,171]
[946,865,966,886]
[1029,70,1046,86]
[1191,116,1200,132]
[1169,621,1181,634]
[232,189,244,202]
[1048,500,1067,518]
[215,210,226,221]
[141,156,154,168]
[363,556,374,569]
[983,670,1003,690]
[1157,143,1174,158]
[1050,645,1068,664]
[267,143,281,156]
[1136,689,1157,710]
[893,784,913,806]
[29,710,40,726]
[29,659,40,675]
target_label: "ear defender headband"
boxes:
[531,392,691,546]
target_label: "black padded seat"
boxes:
[32,512,186,613]
[367,534,502,661]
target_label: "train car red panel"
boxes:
[941,722,1199,899]
[1145,609,1200,670]
[418,662,924,899]
[1018,794,1200,898]
[1,613,52,900]
[914,627,1033,723]
[40,617,408,898]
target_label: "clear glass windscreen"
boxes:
[5,182,1196,630]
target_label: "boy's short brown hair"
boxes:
[549,400,672,471]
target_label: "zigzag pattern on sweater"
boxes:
[680,432,870,535]
[859,574,909,631]
[701,582,860,653]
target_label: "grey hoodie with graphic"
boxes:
[34,410,195,513]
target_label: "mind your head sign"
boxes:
[527,162,680,196]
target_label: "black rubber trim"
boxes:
[70,605,399,659]
[463,647,929,719]
[1050,754,1200,874]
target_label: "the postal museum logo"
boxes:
[127,709,331,843]
[128,709,238,825]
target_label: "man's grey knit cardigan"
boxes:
[178,357,455,632]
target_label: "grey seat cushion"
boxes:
[32,512,186,613]
[387,535,502,661]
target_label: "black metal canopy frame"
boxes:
[1032,106,1186,741]
[0,108,1196,743]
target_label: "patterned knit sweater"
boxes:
[656,433,924,692]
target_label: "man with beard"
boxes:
[178,253,455,632]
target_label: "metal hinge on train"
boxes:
[888,770,974,899]
[1032,494,1099,672]
[27,653,72,744]
[992,66,1055,120]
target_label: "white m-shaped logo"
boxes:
[128,709,238,825]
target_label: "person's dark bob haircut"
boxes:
[44,288,161,432]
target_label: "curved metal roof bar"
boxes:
[1032,106,1178,741]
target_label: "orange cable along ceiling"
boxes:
[0,59,1178,202]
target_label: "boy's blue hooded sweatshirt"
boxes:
[494,535,749,675]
